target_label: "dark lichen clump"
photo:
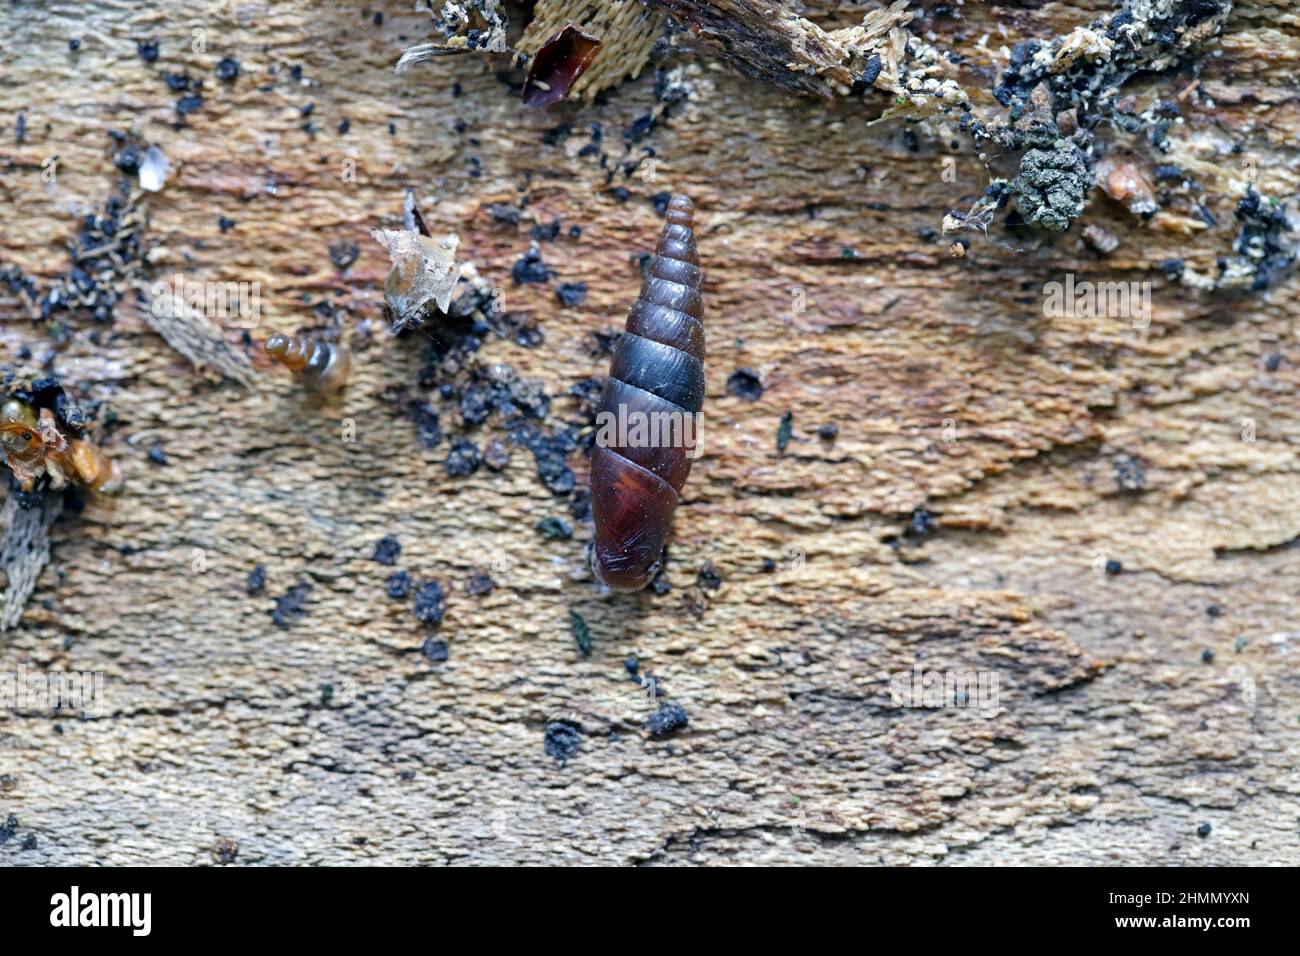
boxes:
[1230,189,1295,291]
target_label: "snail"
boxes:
[590,194,704,591]
[1,398,121,493]
[372,190,462,333]
[265,332,350,391]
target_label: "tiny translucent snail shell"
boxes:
[265,332,350,391]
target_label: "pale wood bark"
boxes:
[0,0,1296,865]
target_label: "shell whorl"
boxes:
[591,194,704,591]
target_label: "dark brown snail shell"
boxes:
[590,195,703,591]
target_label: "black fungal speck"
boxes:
[556,282,587,308]
[246,564,266,594]
[444,439,481,477]
[216,57,240,81]
[726,368,763,401]
[511,248,555,285]
[420,638,449,662]
[860,53,882,87]
[329,240,360,271]
[385,570,412,600]
[537,516,573,540]
[465,572,494,596]
[647,703,689,738]
[1113,454,1146,493]
[412,580,446,626]
[544,721,581,761]
[373,535,401,565]
[137,39,159,62]
[776,411,793,453]
[272,581,313,628]
[907,508,934,538]
[569,609,592,657]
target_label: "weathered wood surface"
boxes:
[0,0,1297,865]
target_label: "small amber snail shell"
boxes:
[265,332,350,391]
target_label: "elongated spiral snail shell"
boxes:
[590,195,704,591]
[265,332,350,391]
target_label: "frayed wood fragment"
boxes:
[138,284,256,388]
[1,491,62,631]
[645,0,855,98]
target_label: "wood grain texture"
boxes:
[0,0,1297,865]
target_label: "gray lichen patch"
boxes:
[1013,140,1091,233]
